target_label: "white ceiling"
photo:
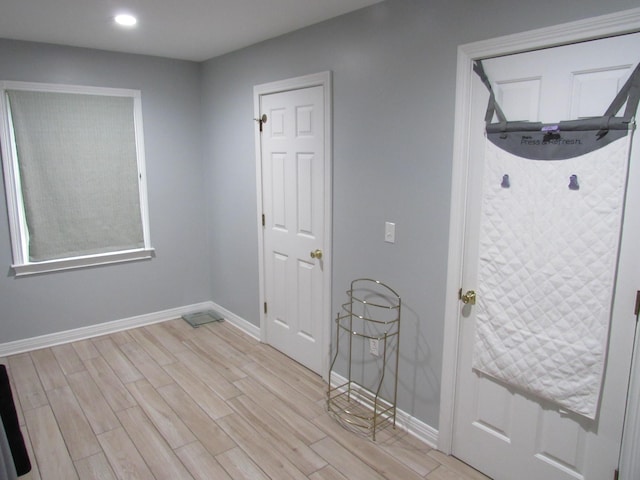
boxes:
[0,0,384,62]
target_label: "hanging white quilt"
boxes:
[473,135,631,418]
[471,60,640,419]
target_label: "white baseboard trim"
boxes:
[329,371,439,448]
[396,405,439,449]
[0,301,217,357]
[208,301,261,340]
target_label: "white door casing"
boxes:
[254,72,332,379]
[440,8,640,480]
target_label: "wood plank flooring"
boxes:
[2,319,489,480]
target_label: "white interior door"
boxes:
[452,32,640,480]
[258,81,329,375]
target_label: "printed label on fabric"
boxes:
[520,135,582,146]
[488,129,628,161]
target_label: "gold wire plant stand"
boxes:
[327,278,401,441]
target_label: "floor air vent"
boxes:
[182,310,224,328]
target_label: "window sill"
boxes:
[11,248,155,277]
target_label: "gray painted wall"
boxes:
[0,40,210,342]
[200,0,639,429]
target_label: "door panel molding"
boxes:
[439,5,640,474]
[253,71,332,380]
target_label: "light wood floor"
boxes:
[2,319,489,480]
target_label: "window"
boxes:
[0,81,153,276]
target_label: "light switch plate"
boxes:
[369,338,379,356]
[385,221,396,243]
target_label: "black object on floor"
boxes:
[0,365,31,476]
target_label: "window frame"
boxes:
[0,81,154,276]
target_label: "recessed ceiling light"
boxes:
[114,14,137,27]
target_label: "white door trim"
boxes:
[253,71,333,381]
[439,5,640,472]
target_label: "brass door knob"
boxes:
[310,249,323,259]
[461,290,476,305]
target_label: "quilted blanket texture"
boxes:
[472,134,632,419]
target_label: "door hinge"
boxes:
[264,302,268,314]
[255,113,267,132]
[614,468,619,480]
[262,214,265,227]
[634,290,640,318]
